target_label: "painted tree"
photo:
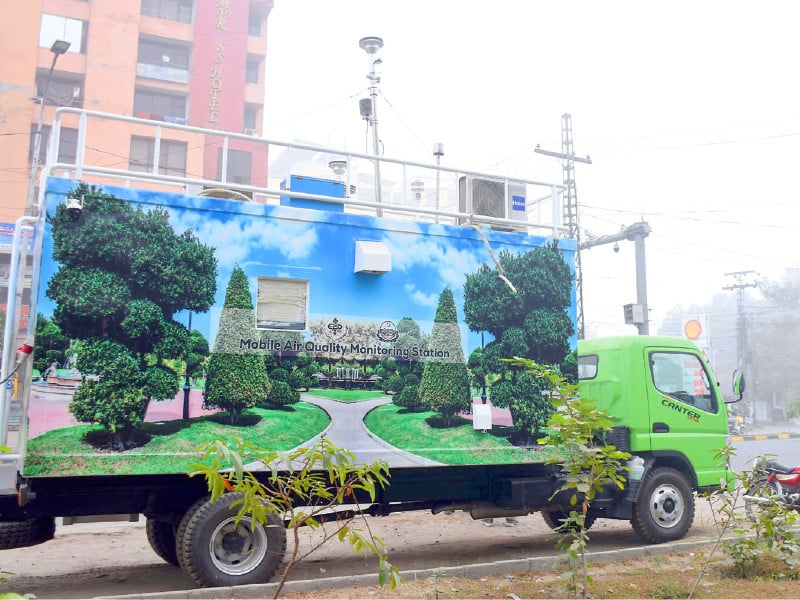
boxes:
[186,328,210,383]
[391,317,427,410]
[463,242,574,440]
[417,287,471,426]
[204,266,271,424]
[47,183,217,449]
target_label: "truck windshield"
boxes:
[650,351,717,413]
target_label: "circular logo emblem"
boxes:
[377,320,399,342]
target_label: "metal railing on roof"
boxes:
[43,108,568,236]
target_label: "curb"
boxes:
[96,536,720,599]
[729,432,800,442]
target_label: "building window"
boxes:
[30,126,78,165]
[257,278,309,331]
[137,38,191,84]
[141,0,193,24]
[133,88,187,121]
[35,72,85,107]
[130,136,187,176]
[243,105,259,134]
[248,10,262,36]
[216,149,252,185]
[245,56,260,85]
[39,14,88,54]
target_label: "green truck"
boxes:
[0,109,735,588]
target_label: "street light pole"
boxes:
[182,312,193,421]
[27,39,71,216]
[480,332,487,404]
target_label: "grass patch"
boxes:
[363,403,552,465]
[23,402,329,476]
[304,388,386,403]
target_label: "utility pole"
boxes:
[724,271,756,371]
[535,114,592,338]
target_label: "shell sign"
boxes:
[684,319,702,340]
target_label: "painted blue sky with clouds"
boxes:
[40,177,576,355]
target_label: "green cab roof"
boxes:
[578,335,702,356]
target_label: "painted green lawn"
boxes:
[304,388,386,403]
[24,402,329,476]
[363,404,552,465]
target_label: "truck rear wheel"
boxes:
[145,518,179,566]
[631,466,694,543]
[176,493,286,587]
[0,516,55,550]
[541,509,596,532]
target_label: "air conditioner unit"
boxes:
[72,86,81,99]
[458,176,527,228]
[244,128,258,135]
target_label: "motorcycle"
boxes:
[743,457,800,521]
[728,413,746,435]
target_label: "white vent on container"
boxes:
[354,241,391,274]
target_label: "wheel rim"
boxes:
[647,483,684,528]
[208,515,268,576]
[745,484,779,522]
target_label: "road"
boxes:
[1,425,796,599]
[0,498,723,599]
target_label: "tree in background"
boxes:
[204,266,271,424]
[47,183,217,448]
[463,242,573,441]
[417,287,471,426]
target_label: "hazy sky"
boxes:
[263,1,800,337]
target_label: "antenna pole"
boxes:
[359,37,384,216]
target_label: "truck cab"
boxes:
[579,335,729,489]
[577,335,730,541]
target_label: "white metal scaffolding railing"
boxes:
[41,108,567,236]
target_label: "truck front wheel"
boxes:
[631,467,694,543]
[176,493,286,587]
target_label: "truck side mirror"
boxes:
[731,369,745,401]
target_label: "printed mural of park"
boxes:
[25,177,576,476]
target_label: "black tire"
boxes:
[176,493,286,588]
[631,466,694,543]
[541,509,596,532]
[0,516,55,550]
[744,481,780,522]
[146,518,179,567]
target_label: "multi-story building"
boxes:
[0,0,274,223]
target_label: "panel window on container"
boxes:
[257,278,309,331]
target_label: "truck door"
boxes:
[646,350,727,487]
